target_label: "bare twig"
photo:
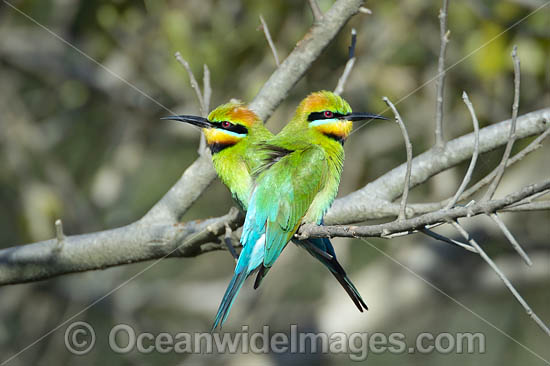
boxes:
[224,222,239,262]
[383,97,413,220]
[380,230,412,238]
[502,201,550,212]
[308,0,324,22]
[446,91,479,209]
[54,219,65,251]
[259,15,280,67]
[198,64,212,154]
[334,28,357,96]
[202,64,211,114]
[379,221,450,238]
[489,213,532,266]
[434,0,450,149]
[484,45,521,200]
[174,54,212,154]
[358,6,372,14]
[420,228,478,253]
[508,189,550,208]
[174,52,206,114]
[198,129,207,155]
[451,220,550,336]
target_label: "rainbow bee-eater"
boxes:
[162,99,375,329]
[212,91,387,328]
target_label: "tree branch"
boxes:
[145,153,217,224]
[501,201,550,212]
[297,179,550,239]
[418,125,550,213]
[3,107,545,286]
[0,209,242,285]
[0,0,366,286]
[326,107,550,224]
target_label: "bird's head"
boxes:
[292,91,387,144]
[162,101,262,153]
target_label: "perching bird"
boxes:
[162,99,378,329]
[211,92,387,327]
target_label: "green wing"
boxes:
[244,145,328,267]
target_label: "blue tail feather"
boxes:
[213,229,367,330]
[294,237,368,311]
[212,233,266,330]
[211,269,247,331]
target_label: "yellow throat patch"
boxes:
[314,120,353,140]
[203,128,242,146]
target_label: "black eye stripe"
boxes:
[307,111,345,122]
[213,121,248,135]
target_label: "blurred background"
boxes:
[0,0,549,364]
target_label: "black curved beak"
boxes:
[160,115,214,128]
[344,113,389,122]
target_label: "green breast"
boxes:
[303,145,344,224]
